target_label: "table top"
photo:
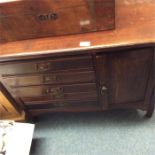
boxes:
[0,0,155,59]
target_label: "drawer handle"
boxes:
[43,75,57,83]
[37,62,51,72]
[52,102,69,107]
[100,86,107,95]
[44,87,64,99]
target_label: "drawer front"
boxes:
[11,83,97,98]
[0,55,93,76]
[28,103,100,116]
[0,0,115,42]
[22,92,98,106]
[3,71,95,88]
[18,83,98,108]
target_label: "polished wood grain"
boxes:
[95,54,109,110]
[0,0,155,59]
[2,71,95,88]
[146,48,155,117]
[0,82,25,120]
[0,1,155,118]
[0,46,154,117]
[95,47,154,111]
[10,83,97,97]
[0,55,93,75]
[27,102,98,111]
[146,88,155,118]
[0,0,115,42]
[104,48,153,107]
[29,105,101,116]
[0,91,19,118]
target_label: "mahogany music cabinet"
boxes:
[0,0,155,118]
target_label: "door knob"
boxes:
[100,86,107,95]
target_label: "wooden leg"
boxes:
[146,88,155,118]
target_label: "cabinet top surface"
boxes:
[0,0,155,59]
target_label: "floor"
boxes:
[30,109,155,155]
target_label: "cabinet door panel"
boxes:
[96,48,154,109]
[108,48,153,105]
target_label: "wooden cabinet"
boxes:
[0,47,154,117]
[0,0,155,119]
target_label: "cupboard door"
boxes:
[96,48,154,109]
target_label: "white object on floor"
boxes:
[5,122,35,155]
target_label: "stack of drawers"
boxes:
[0,55,99,115]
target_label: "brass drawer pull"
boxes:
[43,75,57,83]
[43,87,64,99]
[52,102,69,107]
[37,62,51,72]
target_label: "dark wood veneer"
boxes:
[0,0,155,118]
[2,70,95,88]
[0,0,115,43]
[0,47,154,117]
